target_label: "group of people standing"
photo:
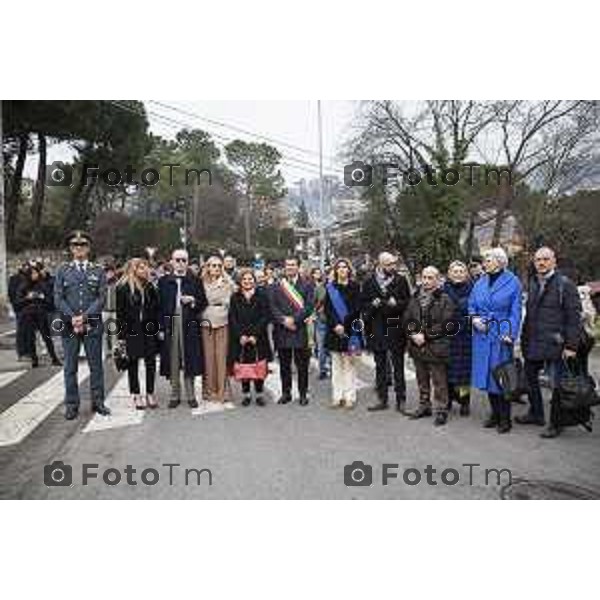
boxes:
[18,229,596,441]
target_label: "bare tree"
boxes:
[491,100,600,244]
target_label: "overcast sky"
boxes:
[30,100,359,185]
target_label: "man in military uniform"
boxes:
[53,231,110,420]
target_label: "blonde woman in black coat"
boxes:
[116,258,160,410]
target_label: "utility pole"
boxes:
[318,100,326,270]
[0,99,7,311]
[244,190,251,251]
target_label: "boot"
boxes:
[93,403,111,416]
[484,394,500,428]
[497,416,512,434]
[434,412,448,426]
[368,396,389,411]
[540,425,562,439]
[396,397,407,414]
[459,397,471,417]
[409,406,432,419]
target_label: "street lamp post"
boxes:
[318,100,326,270]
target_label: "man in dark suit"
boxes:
[268,257,314,405]
[361,252,411,413]
[158,249,208,409]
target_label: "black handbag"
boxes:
[492,356,528,401]
[557,359,599,411]
[112,342,130,372]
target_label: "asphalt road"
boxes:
[1,327,600,500]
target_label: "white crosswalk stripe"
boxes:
[0,370,26,388]
[0,350,418,446]
[83,370,144,433]
[0,365,90,447]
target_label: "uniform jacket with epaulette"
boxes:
[53,261,107,333]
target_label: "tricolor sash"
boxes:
[280,279,305,312]
[326,282,363,354]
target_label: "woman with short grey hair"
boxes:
[469,248,522,433]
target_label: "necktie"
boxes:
[176,277,182,308]
[78,262,85,274]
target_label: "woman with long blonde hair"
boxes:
[200,255,234,403]
[116,258,160,409]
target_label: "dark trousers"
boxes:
[488,392,511,420]
[414,359,448,414]
[15,311,34,357]
[127,356,157,395]
[62,332,105,408]
[242,379,265,395]
[278,347,310,397]
[374,347,406,402]
[524,358,565,420]
[23,311,59,361]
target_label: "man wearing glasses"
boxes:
[53,231,110,420]
[158,249,208,408]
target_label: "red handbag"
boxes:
[233,346,268,381]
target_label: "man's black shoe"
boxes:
[255,396,266,407]
[31,357,39,368]
[409,407,432,419]
[93,404,111,416]
[299,394,309,406]
[434,412,448,426]
[65,406,79,420]
[515,414,545,426]
[368,401,389,412]
[278,395,292,405]
[51,358,62,367]
[168,399,181,409]
[396,401,407,415]
[319,372,329,380]
[188,399,199,409]
[497,419,512,434]
[540,425,562,439]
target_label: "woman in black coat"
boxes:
[15,263,61,367]
[228,268,273,406]
[116,258,160,409]
[443,261,474,416]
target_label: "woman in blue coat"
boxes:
[469,248,522,433]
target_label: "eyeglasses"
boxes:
[174,257,188,263]
[70,242,88,248]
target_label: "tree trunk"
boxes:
[6,132,28,248]
[31,133,46,245]
[491,177,513,246]
[65,175,96,231]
